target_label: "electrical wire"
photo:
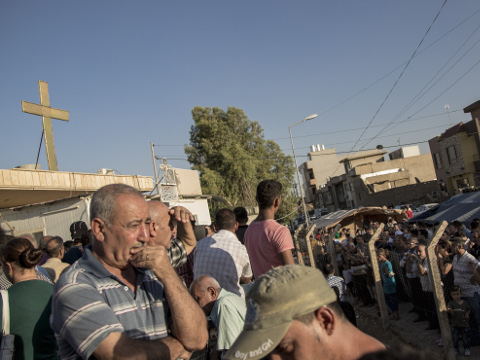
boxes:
[328,0,449,176]
[348,0,448,155]
[307,6,480,123]
[360,29,480,150]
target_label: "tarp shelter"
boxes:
[409,191,480,226]
[312,207,406,233]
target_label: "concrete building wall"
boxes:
[299,148,347,204]
[358,181,441,208]
[388,146,420,160]
[174,169,203,195]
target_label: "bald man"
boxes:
[190,275,246,358]
[148,201,197,268]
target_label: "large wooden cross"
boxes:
[21,80,69,171]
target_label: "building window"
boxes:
[456,178,470,189]
[309,172,315,180]
[447,146,457,164]
[433,153,442,169]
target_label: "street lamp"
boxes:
[289,114,318,228]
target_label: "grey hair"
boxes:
[189,274,221,294]
[90,184,143,227]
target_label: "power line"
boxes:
[285,122,451,152]
[348,0,448,155]
[328,0,448,177]
[360,28,480,150]
[272,109,461,141]
[306,6,480,122]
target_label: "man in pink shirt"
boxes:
[244,180,295,278]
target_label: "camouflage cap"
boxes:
[224,265,337,360]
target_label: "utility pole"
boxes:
[150,142,159,194]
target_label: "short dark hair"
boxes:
[46,236,64,257]
[256,180,282,209]
[323,263,334,276]
[215,209,237,230]
[452,236,466,248]
[233,207,249,224]
[451,285,461,293]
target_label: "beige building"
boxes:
[315,147,438,211]
[428,100,480,195]
[298,146,348,203]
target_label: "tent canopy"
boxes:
[312,207,406,233]
[409,191,480,226]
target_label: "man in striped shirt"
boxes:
[51,184,207,360]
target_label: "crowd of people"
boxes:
[0,179,476,359]
[311,217,480,356]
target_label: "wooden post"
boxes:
[305,223,317,268]
[293,224,305,266]
[427,221,455,360]
[368,223,390,330]
[328,224,341,276]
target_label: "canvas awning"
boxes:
[0,168,154,209]
[312,207,406,232]
[409,191,480,226]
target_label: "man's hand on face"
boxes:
[129,245,175,280]
[169,206,194,224]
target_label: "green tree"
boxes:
[185,106,298,222]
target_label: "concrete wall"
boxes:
[299,148,346,204]
[358,181,441,208]
[0,196,90,242]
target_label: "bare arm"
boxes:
[130,246,208,351]
[416,259,426,276]
[279,249,295,265]
[93,332,190,360]
[170,207,197,255]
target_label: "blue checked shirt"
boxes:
[326,274,346,301]
[194,230,253,298]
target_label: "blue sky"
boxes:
[1,1,479,181]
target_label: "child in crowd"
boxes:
[377,248,399,320]
[447,285,471,356]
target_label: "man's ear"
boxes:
[314,307,336,336]
[208,286,219,300]
[91,218,106,242]
[235,222,239,231]
[273,196,281,208]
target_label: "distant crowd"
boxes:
[2,180,473,359]
[311,216,480,356]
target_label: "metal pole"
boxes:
[289,125,310,229]
[150,142,159,194]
